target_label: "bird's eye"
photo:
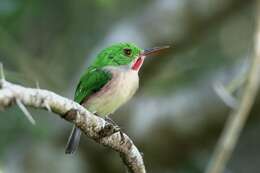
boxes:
[123,48,132,56]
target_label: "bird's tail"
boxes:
[65,125,81,154]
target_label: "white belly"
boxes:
[83,66,139,116]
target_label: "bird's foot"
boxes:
[105,116,125,144]
[104,116,117,126]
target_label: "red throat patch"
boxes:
[131,57,143,71]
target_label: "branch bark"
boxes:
[0,79,146,173]
[205,2,260,173]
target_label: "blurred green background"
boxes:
[0,0,259,173]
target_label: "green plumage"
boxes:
[74,43,141,104]
[65,43,141,154]
[65,42,169,154]
[74,67,112,104]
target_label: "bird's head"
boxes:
[92,42,169,71]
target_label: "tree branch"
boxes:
[0,78,146,173]
[205,2,260,173]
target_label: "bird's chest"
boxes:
[84,68,139,116]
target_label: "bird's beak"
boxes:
[142,45,170,57]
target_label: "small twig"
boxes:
[0,62,5,82]
[16,99,36,125]
[225,72,247,94]
[205,2,260,173]
[213,64,249,109]
[44,101,52,112]
[36,80,40,89]
[213,82,238,109]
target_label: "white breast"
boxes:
[83,66,139,116]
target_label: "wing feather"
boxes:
[74,67,112,104]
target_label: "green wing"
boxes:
[74,67,112,104]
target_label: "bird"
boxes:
[65,42,169,154]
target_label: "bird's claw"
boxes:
[105,116,125,144]
[119,130,125,144]
[104,116,116,125]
